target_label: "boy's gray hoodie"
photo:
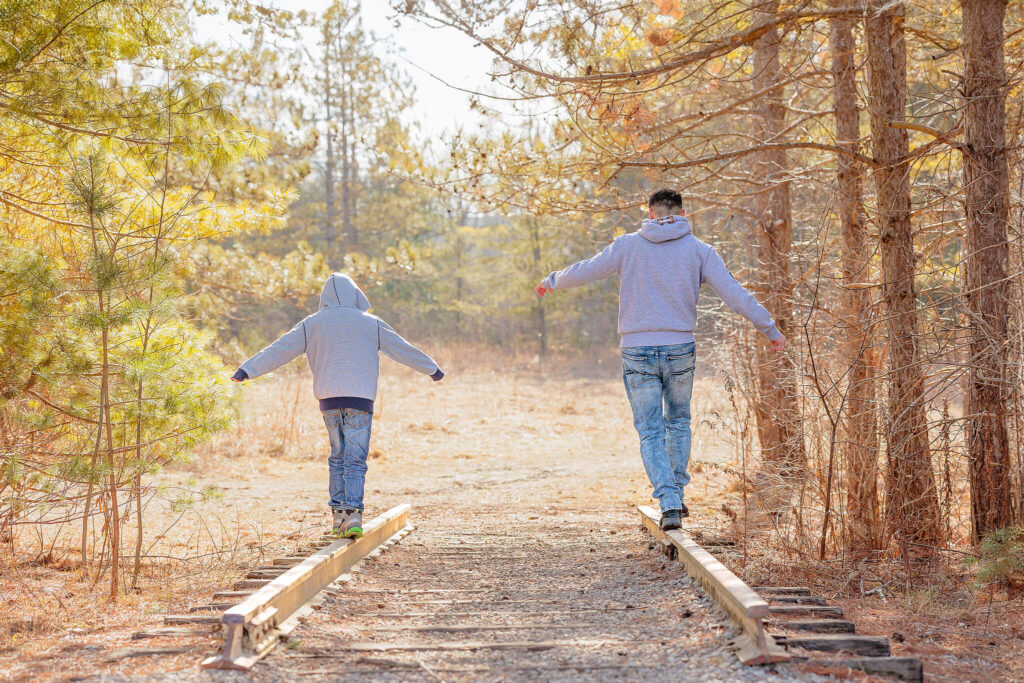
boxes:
[543,215,781,346]
[237,274,441,411]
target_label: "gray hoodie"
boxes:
[238,274,441,409]
[543,215,781,347]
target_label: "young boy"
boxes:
[536,189,785,530]
[231,273,443,538]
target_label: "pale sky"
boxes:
[195,0,515,144]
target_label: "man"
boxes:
[231,273,444,538]
[536,189,785,530]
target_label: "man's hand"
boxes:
[535,280,549,298]
[770,335,786,353]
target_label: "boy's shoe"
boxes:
[660,509,683,531]
[340,511,363,538]
[332,509,348,534]
[680,502,690,518]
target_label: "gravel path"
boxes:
[253,506,817,682]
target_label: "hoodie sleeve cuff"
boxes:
[430,368,444,381]
[232,368,249,382]
[764,326,783,342]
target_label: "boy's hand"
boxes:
[770,335,786,353]
[535,280,549,298]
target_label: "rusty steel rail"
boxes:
[638,505,790,665]
[202,504,412,670]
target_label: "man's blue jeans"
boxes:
[621,343,696,512]
[321,408,372,512]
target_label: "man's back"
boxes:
[541,215,781,346]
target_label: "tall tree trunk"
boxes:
[340,61,356,252]
[960,0,1014,541]
[864,0,942,549]
[324,58,336,255]
[830,4,882,552]
[750,0,805,514]
[528,219,548,357]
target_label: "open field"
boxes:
[2,357,1022,681]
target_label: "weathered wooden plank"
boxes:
[374,623,600,632]
[232,579,272,591]
[755,586,811,595]
[246,569,288,580]
[773,619,855,634]
[213,590,254,600]
[777,634,890,657]
[769,605,844,618]
[638,506,789,665]
[188,603,236,613]
[104,646,192,661]
[769,595,828,606]
[835,656,922,682]
[370,608,646,618]
[164,614,223,625]
[318,637,685,653]
[131,628,213,640]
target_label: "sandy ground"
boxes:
[2,358,1022,680]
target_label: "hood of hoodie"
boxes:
[638,215,692,243]
[320,273,371,311]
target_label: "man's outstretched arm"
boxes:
[536,238,623,297]
[701,246,786,351]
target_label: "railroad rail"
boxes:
[638,505,923,681]
[201,503,412,670]
[638,505,789,665]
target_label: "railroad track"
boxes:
[638,506,924,682]
[122,503,921,679]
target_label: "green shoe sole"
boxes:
[342,527,363,539]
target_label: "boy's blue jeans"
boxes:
[621,343,696,512]
[321,408,372,512]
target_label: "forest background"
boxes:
[1,0,1023,628]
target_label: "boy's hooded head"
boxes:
[320,273,371,311]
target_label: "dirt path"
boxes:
[254,508,808,682]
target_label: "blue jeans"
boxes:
[621,343,696,512]
[322,408,373,512]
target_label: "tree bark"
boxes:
[830,3,882,552]
[528,218,548,357]
[864,0,942,548]
[324,56,336,255]
[960,0,1014,541]
[750,0,805,513]
[340,61,357,252]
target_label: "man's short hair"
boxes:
[648,189,683,214]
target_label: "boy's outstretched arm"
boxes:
[378,321,444,381]
[536,238,623,297]
[232,319,308,382]
[701,246,786,351]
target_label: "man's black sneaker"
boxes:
[680,502,689,518]
[660,509,682,531]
